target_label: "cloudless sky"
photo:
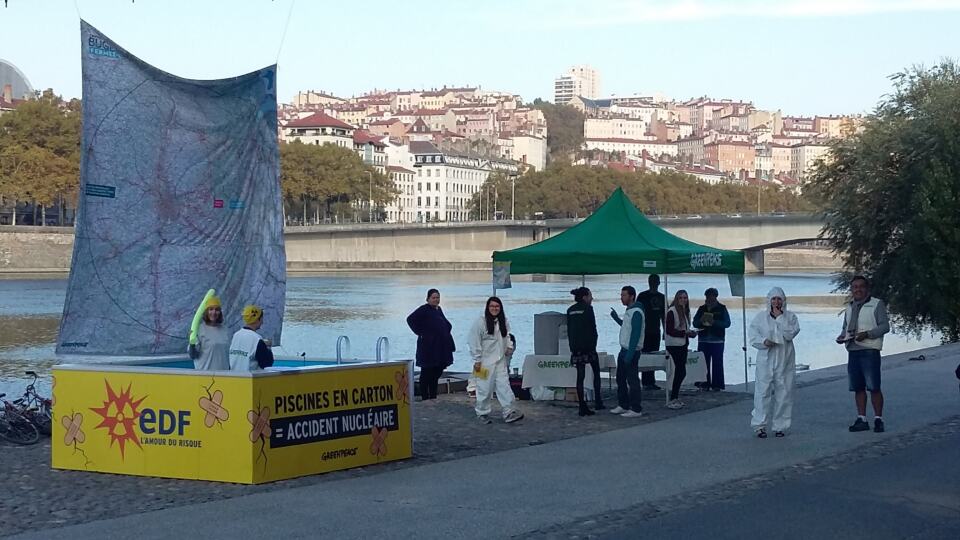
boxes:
[0,0,956,115]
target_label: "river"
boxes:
[0,272,942,396]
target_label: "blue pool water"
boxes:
[141,358,344,369]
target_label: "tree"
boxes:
[531,99,585,163]
[0,89,81,224]
[279,140,396,224]
[805,61,960,341]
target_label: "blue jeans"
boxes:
[616,348,643,412]
[698,342,725,389]
[848,349,882,392]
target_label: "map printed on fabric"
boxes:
[57,21,286,356]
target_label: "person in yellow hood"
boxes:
[187,296,231,370]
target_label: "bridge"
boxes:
[0,215,826,274]
[283,214,827,273]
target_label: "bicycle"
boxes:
[15,371,52,436]
[0,393,40,445]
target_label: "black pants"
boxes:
[574,352,603,408]
[642,334,660,387]
[419,366,444,400]
[616,349,643,412]
[666,346,688,400]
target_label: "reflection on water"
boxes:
[0,271,944,395]
[0,316,60,350]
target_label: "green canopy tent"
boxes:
[492,187,750,387]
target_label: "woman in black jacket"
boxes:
[567,287,604,416]
[407,289,456,402]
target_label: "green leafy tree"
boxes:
[0,89,81,224]
[531,99,585,163]
[468,162,809,220]
[279,140,395,224]
[806,61,960,341]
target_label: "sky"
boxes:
[0,0,956,116]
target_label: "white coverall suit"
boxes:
[468,316,517,419]
[750,287,801,433]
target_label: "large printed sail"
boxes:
[57,21,286,356]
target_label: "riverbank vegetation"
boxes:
[807,60,960,341]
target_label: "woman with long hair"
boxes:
[187,296,231,371]
[567,286,604,416]
[468,297,524,424]
[665,290,698,409]
[406,288,456,403]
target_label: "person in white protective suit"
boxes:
[468,297,524,424]
[749,287,801,438]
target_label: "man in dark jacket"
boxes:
[637,274,665,390]
[567,287,604,415]
[693,288,731,390]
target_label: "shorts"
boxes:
[848,349,881,392]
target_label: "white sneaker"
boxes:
[609,406,626,414]
[667,400,683,410]
[620,410,644,418]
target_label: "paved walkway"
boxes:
[8,344,960,540]
[588,429,960,540]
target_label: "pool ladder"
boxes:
[376,336,390,363]
[336,335,351,365]
[334,335,389,364]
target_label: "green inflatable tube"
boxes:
[189,289,216,345]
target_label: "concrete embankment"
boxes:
[0,225,841,274]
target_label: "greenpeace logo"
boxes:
[690,253,722,269]
[60,342,89,348]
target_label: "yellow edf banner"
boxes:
[52,362,413,484]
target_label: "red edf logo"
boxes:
[90,380,147,459]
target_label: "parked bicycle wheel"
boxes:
[0,409,40,445]
[19,405,52,436]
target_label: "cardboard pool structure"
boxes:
[53,359,414,483]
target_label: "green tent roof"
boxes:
[492,188,744,275]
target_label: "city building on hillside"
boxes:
[583,138,678,159]
[677,135,707,165]
[705,140,756,174]
[584,117,653,141]
[413,108,457,132]
[649,119,693,141]
[790,142,831,180]
[368,118,407,139]
[0,84,27,115]
[554,65,601,105]
[391,91,423,111]
[328,104,368,128]
[408,141,519,223]
[568,96,613,116]
[292,90,346,107]
[353,131,387,172]
[283,112,355,148]
[384,165,417,223]
[497,134,547,172]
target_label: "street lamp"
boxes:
[364,170,373,223]
[511,176,515,220]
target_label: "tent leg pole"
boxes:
[581,275,585,287]
[742,295,748,393]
